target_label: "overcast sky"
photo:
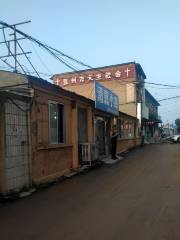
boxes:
[1,0,180,124]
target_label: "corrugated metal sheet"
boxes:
[5,99,31,192]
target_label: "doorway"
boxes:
[95,118,106,156]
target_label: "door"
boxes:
[95,119,106,156]
[78,108,88,143]
[4,99,31,192]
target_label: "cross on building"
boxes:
[124,68,131,77]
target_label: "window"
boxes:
[49,102,64,144]
[128,121,134,138]
[118,118,135,139]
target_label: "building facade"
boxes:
[0,70,143,195]
[53,62,146,148]
[53,62,146,120]
[142,89,161,142]
[0,71,95,194]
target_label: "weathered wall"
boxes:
[53,63,137,118]
[31,88,73,183]
[0,71,27,87]
[117,137,142,154]
[61,79,137,117]
[31,87,93,184]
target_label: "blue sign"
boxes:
[94,81,119,116]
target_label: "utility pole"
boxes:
[0,20,31,73]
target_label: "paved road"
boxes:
[1,143,180,240]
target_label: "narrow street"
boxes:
[1,143,180,240]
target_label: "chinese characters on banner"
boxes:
[54,65,135,87]
[95,81,119,116]
[143,121,158,126]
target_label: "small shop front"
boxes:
[93,81,119,159]
[116,112,142,153]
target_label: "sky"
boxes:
[1,0,180,124]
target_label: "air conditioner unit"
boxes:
[78,143,99,165]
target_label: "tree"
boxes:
[175,118,180,133]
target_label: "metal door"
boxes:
[4,99,31,192]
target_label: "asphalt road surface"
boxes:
[1,143,180,240]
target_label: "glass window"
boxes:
[49,102,64,144]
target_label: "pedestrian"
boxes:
[111,126,119,160]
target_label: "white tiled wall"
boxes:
[5,100,31,192]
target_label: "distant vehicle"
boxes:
[171,134,180,143]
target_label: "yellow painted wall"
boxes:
[64,78,137,117]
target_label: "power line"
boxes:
[16,40,40,78]
[147,86,180,90]
[1,19,180,90]
[158,95,180,102]
[0,60,13,70]
[30,41,53,76]
[0,20,136,86]
[145,82,180,88]
[2,28,26,74]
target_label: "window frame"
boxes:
[48,100,65,144]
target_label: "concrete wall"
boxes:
[0,71,27,87]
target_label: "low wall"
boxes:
[32,145,73,184]
[117,137,142,154]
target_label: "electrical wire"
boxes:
[158,96,180,102]
[16,40,40,78]
[147,86,180,90]
[2,28,26,74]
[30,41,53,76]
[1,20,180,89]
[145,82,180,88]
[0,20,137,86]
[0,58,14,70]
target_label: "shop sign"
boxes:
[94,81,119,116]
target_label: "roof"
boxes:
[145,89,160,106]
[52,61,146,79]
[0,70,141,118]
[27,75,95,105]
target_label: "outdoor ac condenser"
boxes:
[78,143,99,165]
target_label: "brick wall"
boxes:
[117,137,142,154]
